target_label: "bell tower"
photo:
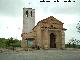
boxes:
[23,8,35,33]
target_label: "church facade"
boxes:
[21,8,66,49]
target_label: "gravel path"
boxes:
[0,50,80,60]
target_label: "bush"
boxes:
[66,38,80,48]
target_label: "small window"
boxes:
[27,40,33,46]
[51,25,53,28]
[26,11,28,17]
[31,11,32,17]
[51,19,52,20]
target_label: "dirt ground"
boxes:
[0,48,80,60]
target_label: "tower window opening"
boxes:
[31,11,32,17]
[26,11,28,17]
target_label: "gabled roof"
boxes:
[33,16,64,30]
[40,16,63,24]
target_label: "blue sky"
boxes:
[0,0,80,43]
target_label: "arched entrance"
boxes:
[50,33,56,48]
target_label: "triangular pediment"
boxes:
[33,16,64,31]
[40,16,63,29]
[40,16,63,24]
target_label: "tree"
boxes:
[76,21,80,33]
[66,38,80,48]
[0,37,21,49]
[5,40,10,47]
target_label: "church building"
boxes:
[21,8,66,49]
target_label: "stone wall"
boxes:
[21,16,66,49]
[23,8,35,33]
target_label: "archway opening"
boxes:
[50,33,56,48]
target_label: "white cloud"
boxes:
[0,16,22,39]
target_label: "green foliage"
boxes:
[0,37,21,48]
[76,21,80,33]
[0,38,6,48]
[66,38,80,48]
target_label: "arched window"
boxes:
[31,11,32,17]
[26,10,28,17]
